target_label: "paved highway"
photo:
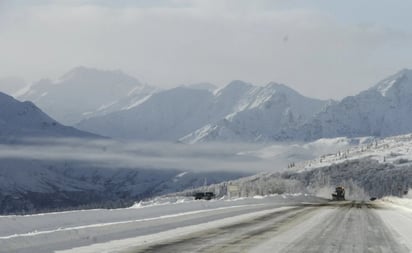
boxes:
[2,197,411,253]
[127,202,409,253]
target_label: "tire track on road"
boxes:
[128,205,322,253]
[126,202,408,253]
[281,202,409,253]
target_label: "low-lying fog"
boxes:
[0,137,356,173]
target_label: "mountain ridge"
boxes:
[0,91,98,143]
[12,67,412,143]
[293,69,412,141]
[77,81,329,142]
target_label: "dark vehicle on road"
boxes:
[332,186,345,201]
[194,192,215,200]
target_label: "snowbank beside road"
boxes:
[379,195,412,212]
[376,196,412,251]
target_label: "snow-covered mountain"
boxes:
[77,87,216,140]
[23,67,412,143]
[77,81,328,142]
[76,82,246,140]
[182,82,328,143]
[295,69,412,141]
[19,67,155,125]
[0,92,96,143]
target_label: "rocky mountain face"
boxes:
[19,66,155,125]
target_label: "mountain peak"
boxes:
[372,68,412,97]
[214,80,253,96]
[60,66,99,80]
[264,82,301,96]
[0,91,98,142]
[395,68,412,76]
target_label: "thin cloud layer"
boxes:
[0,138,271,172]
[0,137,352,173]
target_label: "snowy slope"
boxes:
[19,67,155,125]
[76,81,255,140]
[77,87,216,140]
[296,69,412,141]
[182,82,328,143]
[0,92,96,143]
[77,81,328,142]
[241,137,357,165]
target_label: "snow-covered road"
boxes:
[125,202,410,253]
[1,195,411,253]
[253,202,410,253]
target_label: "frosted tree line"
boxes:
[179,158,412,200]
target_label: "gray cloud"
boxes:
[0,1,411,99]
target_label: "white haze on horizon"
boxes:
[0,1,412,99]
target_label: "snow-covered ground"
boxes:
[3,194,412,253]
[0,194,324,253]
[375,196,412,251]
[241,136,358,168]
[265,133,412,173]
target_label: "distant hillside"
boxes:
[0,91,97,143]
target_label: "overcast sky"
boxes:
[0,0,411,99]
